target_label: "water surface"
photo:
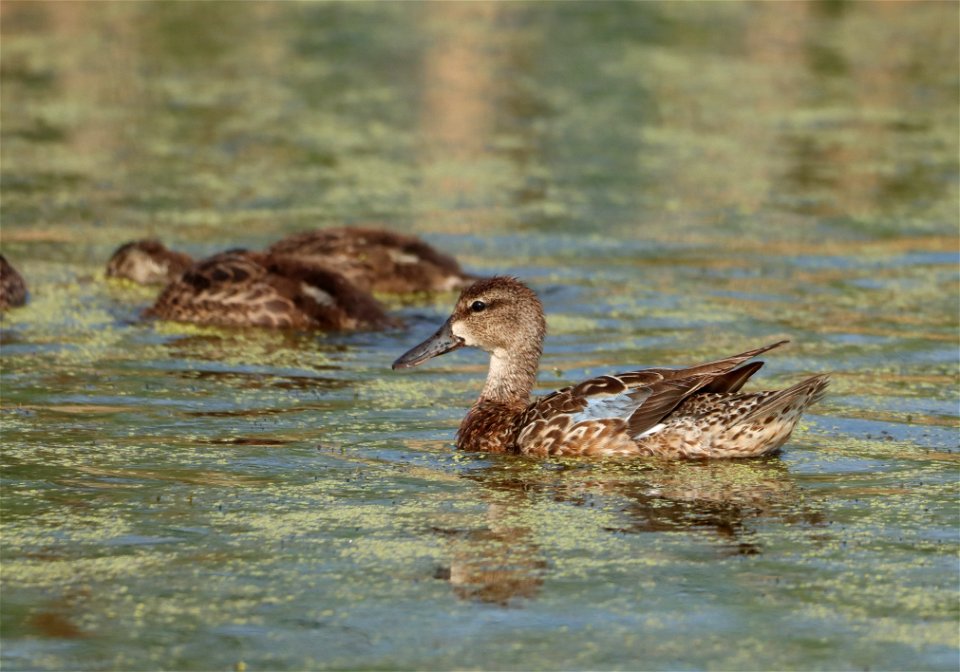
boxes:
[1,2,958,670]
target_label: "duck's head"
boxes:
[106,239,193,285]
[393,276,545,369]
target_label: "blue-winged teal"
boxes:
[107,227,472,294]
[393,276,829,459]
[146,250,396,331]
[265,227,473,294]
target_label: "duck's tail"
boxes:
[742,374,831,424]
[700,374,830,458]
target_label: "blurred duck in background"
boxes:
[106,226,473,294]
[0,255,28,311]
[106,240,193,286]
[264,227,474,294]
[144,250,397,331]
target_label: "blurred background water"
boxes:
[1,1,957,670]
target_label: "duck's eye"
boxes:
[470,300,486,313]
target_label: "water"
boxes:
[1,2,957,670]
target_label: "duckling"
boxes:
[146,250,396,331]
[106,239,193,285]
[0,255,28,311]
[393,276,829,459]
[266,226,474,293]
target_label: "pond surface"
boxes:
[1,2,958,670]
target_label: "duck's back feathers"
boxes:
[267,226,473,293]
[0,255,27,310]
[146,251,395,331]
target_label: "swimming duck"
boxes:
[392,276,829,459]
[106,239,193,285]
[265,226,474,294]
[107,228,473,295]
[146,250,396,331]
[0,254,28,311]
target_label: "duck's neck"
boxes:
[478,344,542,407]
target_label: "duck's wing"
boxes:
[519,341,788,445]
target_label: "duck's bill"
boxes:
[392,319,464,369]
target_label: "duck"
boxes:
[392,276,829,459]
[265,226,474,294]
[145,250,396,331]
[107,227,473,294]
[0,254,28,311]
[106,239,193,285]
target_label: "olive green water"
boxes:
[1,2,958,670]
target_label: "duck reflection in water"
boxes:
[433,499,548,607]
[433,457,823,605]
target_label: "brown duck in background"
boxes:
[106,240,193,285]
[265,226,474,294]
[0,255,28,311]
[107,227,473,294]
[393,276,829,459]
[146,250,396,331]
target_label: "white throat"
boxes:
[479,349,538,405]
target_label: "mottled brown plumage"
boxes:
[107,227,472,295]
[266,226,474,293]
[393,276,829,459]
[0,255,28,311]
[146,250,396,331]
[106,240,194,285]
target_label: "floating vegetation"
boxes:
[1,1,957,670]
